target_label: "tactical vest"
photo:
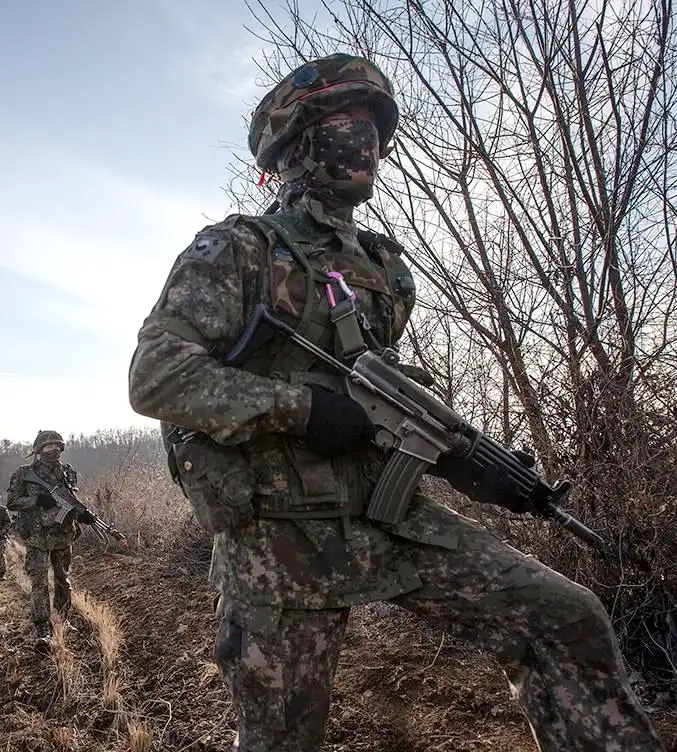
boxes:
[167,212,416,527]
[236,213,415,523]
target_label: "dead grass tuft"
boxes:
[5,653,22,702]
[74,590,122,672]
[51,616,83,699]
[102,672,124,714]
[125,717,154,752]
[198,660,220,686]
[72,589,131,732]
[48,725,75,752]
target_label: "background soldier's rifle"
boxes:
[25,468,126,544]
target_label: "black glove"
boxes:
[35,494,56,509]
[435,448,536,513]
[305,385,375,457]
[78,511,96,524]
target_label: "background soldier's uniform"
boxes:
[0,501,10,579]
[7,460,79,627]
[129,55,664,752]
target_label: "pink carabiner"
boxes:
[325,271,356,308]
[325,282,337,307]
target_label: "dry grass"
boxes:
[81,463,189,549]
[48,725,76,752]
[198,660,221,686]
[4,653,22,703]
[3,706,50,749]
[102,672,124,713]
[74,590,121,671]
[73,590,125,716]
[51,616,83,700]
[124,717,154,752]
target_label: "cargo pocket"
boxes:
[251,439,348,519]
[214,598,286,731]
[173,440,254,534]
[16,510,39,540]
[286,443,342,510]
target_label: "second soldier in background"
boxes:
[7,430,94,649]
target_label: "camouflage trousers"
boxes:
[0,538,6,578]
[215,514,664,752]
[24,545,72,625]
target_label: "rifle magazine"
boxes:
[367,453,429,526]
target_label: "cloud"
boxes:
[0,149,231,439]
[2,150,230,339]
[153,0,270,110]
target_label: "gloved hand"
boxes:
[305,385,375,457]
[78,511,96,524]
[35,494,56,509]
[435,449,536,513]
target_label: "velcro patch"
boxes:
[273,246,294,262]
[184,233,229,262]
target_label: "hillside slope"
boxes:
[1,542,673,751]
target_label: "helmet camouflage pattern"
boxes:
[249,53,399,172]
[33,430,65,453]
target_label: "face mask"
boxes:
[277,112,380,207]
[39,448,62,464]
[313,116,380,186]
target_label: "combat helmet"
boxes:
[249,53,399,174]
[32,430,65,454]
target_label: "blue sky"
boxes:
[0,0,320,441]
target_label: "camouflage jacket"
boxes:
[129,193,454,611]
[0,503,10,539]
[6,460,79,550]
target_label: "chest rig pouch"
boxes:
[236,213,415,528]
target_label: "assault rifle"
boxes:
[25,469,126,544]
[227,304,606,550]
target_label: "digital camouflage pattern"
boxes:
[24,545,72,623]
[7,461,79,550]
[130,190,664,751]
[129,54,664,752]
[31,429,65,454]
[249,54,398,172]
[7,460,78,624]
[214,507,664,751]
[0,503,10,578]
[276,111,382,206]
[215,601,349,751]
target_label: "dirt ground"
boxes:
[1,541,676,751]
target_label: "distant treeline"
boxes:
[0,427,166,498]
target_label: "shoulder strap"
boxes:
[357,229,406,260]
[244,215,338,374]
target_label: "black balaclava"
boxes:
[276,112,380,209]
[38,446,62,469]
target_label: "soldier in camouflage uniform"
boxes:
[0,495,10,580]
[7,430,93,648]
[129,55,664,751]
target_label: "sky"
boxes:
[0,0,323,442]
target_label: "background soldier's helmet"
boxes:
[249,53,399,173]
[33,430,65,453]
